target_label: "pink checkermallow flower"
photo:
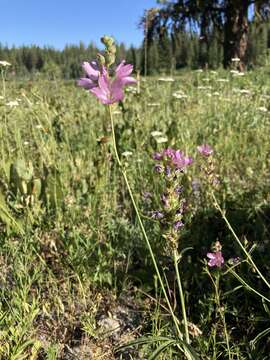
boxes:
[78,60,136,105]
[77,61,101,90]
[197,144,213,157]
[153,148,193,171]
[207,251,224,268]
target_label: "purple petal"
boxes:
[153,152,162,160]
[77,78,95,90]
[208,259,216,267]
[82,61,99,80]
[207,253,215,259]
[197,144,213,156]
[90,86,109,104]
[116,61,133,78]
[184,156,193,166]
[98,74,110,97]
[111,78,125,102]
[121,76,137,85]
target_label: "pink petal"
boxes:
[77,78,95,89]
[82,61,99,80]
[98,73,110,95]
[116,61,133,78]
[115,61,125,74]
[111,78,124,102]
[90,86,109,104]
[121,76,137,85]
[207,253,215,259]
[208,259,216,267]
[101,65,108,76]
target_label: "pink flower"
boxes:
[78,60,136,105]
[207,251,224,268]
[77,61,101,90]
[173,150,193,169]
[90,72,125,104]
[153,148,193,171]
[197,144,213,157]
[115,61,137,86]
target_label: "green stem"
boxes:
[227,267,270,303]
[212,192,270,290]
[215,276,231,360]
[207,269,231,359]
[1,68,6,97]
[108,105,183,340]
[173,249,190,344]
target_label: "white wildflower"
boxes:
[151,131,163,137]
[147,103,160,107]
[257,106,268,113]
[0,61,11,67]
[239,89,251,95]
[122,151,133,157]
[231,70,245,77]
[158,77,174,82]
[217,78,229,83]
[172,92,188,99]
[126,86,137,94]
[155,136,168,144]
[197,85,212,90]
[6,100,19,107]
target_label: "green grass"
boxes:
[0,66,270,359]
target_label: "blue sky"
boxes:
[1,0,158,49]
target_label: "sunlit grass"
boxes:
[0,66,270,358]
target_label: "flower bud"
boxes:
[105,50,116,67]
[96,53,106,67]
[101,35,115,48]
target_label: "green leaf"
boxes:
[149,340,175,359]
[0,191,24,234]
[116,335,200,360]
[250,328,270,350]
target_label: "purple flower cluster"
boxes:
[78,60,136,105]
[153,148,193,173]
[207,251,224,268]
[149,148,194,251]
[197,144,213,157]
[207,241,224,268]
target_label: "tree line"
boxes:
[0,4,269,78]
[142,0,270,73]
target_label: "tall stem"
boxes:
[214,275,231,360]
[173,249,190,344]
[207,269,231,359]
[108,105,182,339]
[212,192,270,290]
[1,68,6,98]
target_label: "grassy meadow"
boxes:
[0,65,270,359]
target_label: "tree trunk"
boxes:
[223,0,249,70]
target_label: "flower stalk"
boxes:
[211,192,270,290]
[173,248,190,344]
[108,104,183,340]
